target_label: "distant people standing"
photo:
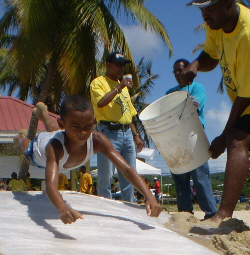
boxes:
[26,172,32,190]
[79,165,92,194]
[58,173,69,191]
[90,51,144,202]
[166,58,217,219]
[111,183,115,193]
[0,178,7,190]
[92,182,98,196]
[153,177,161,203]
[7,172,27,191]
[114,178,121,193]
[145,179,151,189]
[190,180,197,205]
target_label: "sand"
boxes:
[166,210,250,255]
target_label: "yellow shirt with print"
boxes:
[90,75,137,124]
[203,4,250,116]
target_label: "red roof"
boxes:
[0,96,59,131]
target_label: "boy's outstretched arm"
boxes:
[45,140,83,224]
[93,131,162,217]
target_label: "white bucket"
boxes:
[139,91,210,174]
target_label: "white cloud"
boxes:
[208,152,227,173]
[204,101,230,173]
[205,100,231,141]
[120,25,164,59]
[206,100,230,125]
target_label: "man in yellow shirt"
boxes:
[90,52,144,202]
[8,172,27,191]
[79,166,92,194]
[183,0,250,222]
[58,173,69,191]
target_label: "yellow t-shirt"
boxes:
[8,179,26,191]
[146,182,151,189]
[79,173,92,194]
[58,173,69,190]
[203,4,250,116]
[26,178,31,189]
[90,75,137,124]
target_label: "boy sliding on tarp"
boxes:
[14,94,162,224]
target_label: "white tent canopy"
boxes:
[90,159,161,178]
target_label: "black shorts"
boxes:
[232,114,250,134]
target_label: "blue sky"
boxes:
[0,0,229,174]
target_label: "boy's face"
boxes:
[58,109,95,145]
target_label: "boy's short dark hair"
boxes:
[60,94,93,120]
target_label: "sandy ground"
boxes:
[166,210,250,255]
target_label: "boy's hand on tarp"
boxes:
[146,199,162,217]
[60,208,83,224]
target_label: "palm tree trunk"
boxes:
[18,57,57,181]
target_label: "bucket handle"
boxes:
[179,93,189,120]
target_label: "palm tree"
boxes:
[0,0,173,179]
[130,57,159,147]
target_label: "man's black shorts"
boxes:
[232,114,250,134]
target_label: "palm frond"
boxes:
[194,23,205,32]
[191,43,204,54]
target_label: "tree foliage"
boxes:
[0,0,173,179]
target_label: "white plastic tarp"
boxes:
[0,191,217,255]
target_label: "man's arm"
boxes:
[93,131,162,217]
[45,140,83,224]
[97,79,133,108]
[209,96,250,159]
[196,51,219,72]
[181,51,219,85]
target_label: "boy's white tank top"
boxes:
[33,131,94,172]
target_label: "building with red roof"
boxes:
[0,96,61,179]
[0,96,59,143]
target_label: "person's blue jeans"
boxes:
[171,161,217,218]
[155,192,160,204]
[97,124,136,202]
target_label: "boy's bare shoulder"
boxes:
[92,130,111,153]
[92,130,108,143]
[46,138,64,159]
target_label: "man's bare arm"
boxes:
[180,51,219,85]
[209,96,250,159]
[97,78,133,108]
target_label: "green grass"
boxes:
[161,202,249,212]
